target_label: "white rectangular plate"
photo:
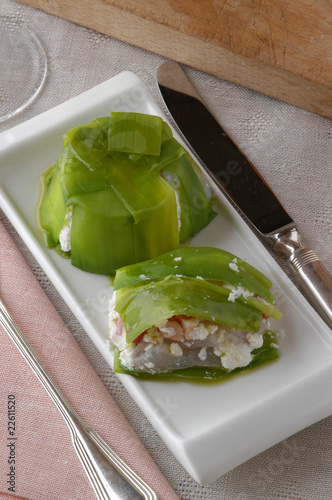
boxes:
[0,71,331,484]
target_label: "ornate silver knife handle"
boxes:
[0,296,157,500]
[269,224,332,329]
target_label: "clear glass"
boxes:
[0,16,47,123]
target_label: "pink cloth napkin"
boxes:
[0,220,179,500]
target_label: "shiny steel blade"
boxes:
[157,61,292,236]
[157,61,332,329]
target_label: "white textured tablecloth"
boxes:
[1,0,332,498]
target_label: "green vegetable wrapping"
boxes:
[113,246,276,302]
[109,247,283,381]
[38,112,216,274]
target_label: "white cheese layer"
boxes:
[108,292,271,374]
[108,291,128,351]
[59,206,73,252]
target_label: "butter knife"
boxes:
[157,61,332,329]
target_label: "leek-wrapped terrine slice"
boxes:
[109,247,283,381]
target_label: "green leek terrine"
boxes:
[109,247,283,381]
[38,112,216,274]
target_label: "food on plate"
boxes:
[37,112,216,274]
[109,247,283,380]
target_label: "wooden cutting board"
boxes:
[18,0,332,119]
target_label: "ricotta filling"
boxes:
[109,292,273,374]
[59,206,73,252]
[160,170,182,232]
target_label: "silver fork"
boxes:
[0,296,158,500]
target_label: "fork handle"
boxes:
[66,415,148,500]
[0,298,157,500]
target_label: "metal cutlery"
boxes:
[0,295,157,500]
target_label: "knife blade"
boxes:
[157,61,332,329]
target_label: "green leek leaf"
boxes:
[115,275,264,343]
[64,119,109,170]
[108,136,185,176]
[105,157,179,223]
[69,187,135,274]
[58,145,108,197]
[38,163,66,247]
[113,246,276,305]
[109,112,163,156]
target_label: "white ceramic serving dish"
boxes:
[0,71,331,484]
